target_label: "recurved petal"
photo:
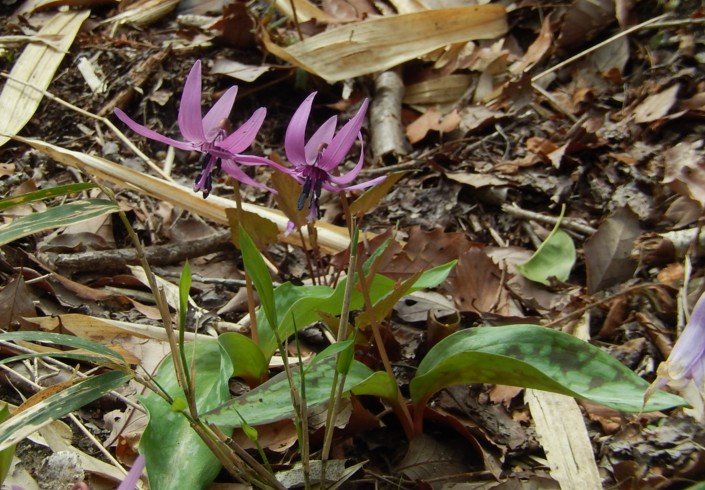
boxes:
[221,159,277,193]
[669,292,705,381]
[320,98,368,171]
[178,60,207,144]
[219,107,266,153]
[115,108,196,151]
[203,85,238,140]
[285,92,316,167]
[304,115,337,165]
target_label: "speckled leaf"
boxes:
[0,199,118,246]
[411,325,686,413]
[205,359,374,427]
[140,340,232,490]
[0,371,130,452]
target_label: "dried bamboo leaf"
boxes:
[262,5,507,83]
[102,0,179,26]
[13,136,353,254]
[273,0,334,22]
[0,10,90,148]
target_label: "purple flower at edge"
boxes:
[115,60,272,197]
[116,455,146,490]
[649,291,705,398]
[271,92,386,222]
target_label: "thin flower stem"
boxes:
[233,184,260,345]
[354,257,415,440]
[321,220,359,466]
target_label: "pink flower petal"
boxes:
[219,107,266,153]
[304,115,337,165]
[177,60,207,144]
[203,85,238,140]
[320,99,368,171]
[115,108,196,151]
[285,92,316,167]
[221,159,276,193]
[117,455,145,490]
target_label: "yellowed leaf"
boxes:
[273,0,334,22]
[403,74,472,105]
[262,5,507,83]
[0,10,90,148]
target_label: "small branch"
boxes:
[501,203,597,236]
[47,230,232,271]
[371,70,411,163]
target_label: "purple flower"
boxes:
[271,92,385,222]
[117,455,145,490]
[651,292,705,395]
[115,60,271,197]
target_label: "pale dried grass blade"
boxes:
[262,5,507,83]
[526,390,603,490]
[0,10,90,148]
[273,0,334,23]
[13,136,353,254]
[102,0,179,26]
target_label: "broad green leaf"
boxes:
[140,340,232,490]
[0,331,125,366]
[411,325,687,413]
[0,182,95,211]
[218,332,268,386]
[0,371,130,452]
[517,208,575,285]
[310,338,355,368]
[0,404,15,484]
[240,226,277,330]
[0,199,118,246]
[352,371,398,401]
[205,360,374,427]
[257,261,456,360]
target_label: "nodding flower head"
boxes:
[115,60,272,197]
[271,92,385,222]
[648,291,705,403]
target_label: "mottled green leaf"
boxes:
[352,371,398,401]
[517,209,575,285]
[140,340,232,490]
[411,325,686,413]
[0,371,130,452]
[0,182,95,211]
[0,199,118,246]
[205,360,374,427]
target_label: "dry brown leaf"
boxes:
[0,10,89,148]
[262,5,507,83]
[663,140,705,206]
[511,16,553,75]
[403,74,473,105]
[406,106,461,143]
[633,84,680,123]
[584,206,641,294]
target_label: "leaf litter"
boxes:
[1,0,705,488]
